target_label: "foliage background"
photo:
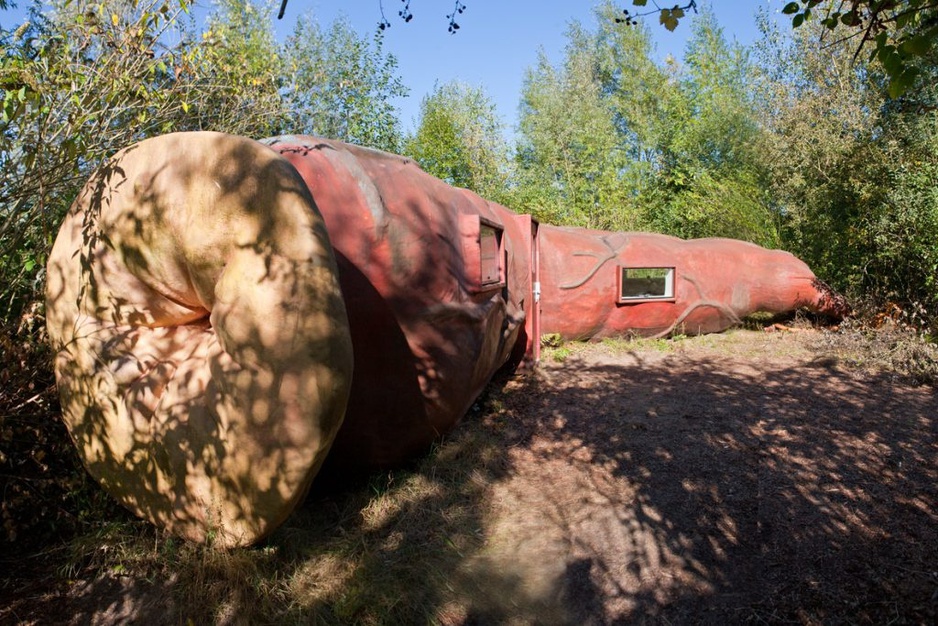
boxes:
[0,0,936,567]
[2,0,937,326]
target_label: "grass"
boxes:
[3,305,936,624]
[0,313,523,624]
[536,308,938,384]
[12,377,522,625]
[813,316,938,386]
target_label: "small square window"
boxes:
[617,267,675,303]
[460,214,505,292]
[479,223,502,286]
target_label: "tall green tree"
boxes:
[0,0,196,321]
[185,0,288,136]
[514,1,775,243]
[514,19,642,231]
[403,81,509,202]
[755,9,938,318]
[755,11,884,293]
[281,14,407,152]
[648,5,778,246]
[0,0,289,322]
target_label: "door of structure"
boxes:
[530,217,541,364]
[509,214,540,364]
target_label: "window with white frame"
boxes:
[617,267,675,302]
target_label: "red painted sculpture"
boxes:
[265,135,846,470]
[536,226,847,340]
[47,132,846,546]
[264,136,533,470]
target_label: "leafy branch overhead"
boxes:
[278,0,467,33]
[272,0,935,93]
[781,0,938,97]
[617,1,938,97]
[616,0,698,31]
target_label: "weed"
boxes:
[539,333,563,348]
[546,345,572,362]
[598,336,632,352]
[624,336,675,353]
[815,309,938,386]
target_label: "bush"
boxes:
[0,318,130,563]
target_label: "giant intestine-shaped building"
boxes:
[45,132,846,547]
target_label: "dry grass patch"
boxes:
[2,322,935,624]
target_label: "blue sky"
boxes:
[272,0,782,134]
[2,1,785,134]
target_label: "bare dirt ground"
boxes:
[456,329,938,624]
[2,328,936,624]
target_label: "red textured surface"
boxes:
[265,136,845,471]
[538,226,847,339]
[267,137,534,470]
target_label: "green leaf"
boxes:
[2,96,14,123]
[660,9,679,32]
[888,67,919,98]
[793,13,805,28]
[632,0,648,6]
[840,11,861,27]
[901,35,931,56]
[895,11,915,29]
[782,2,800,15]
[877,44,896,63]
[880,48,903,75]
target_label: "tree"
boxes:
[647,5,779,246]
[514,18,647,231]
[185,0,288,136]
[0,0,290,322]
[619,1,938,98]
[779,0,938,97]
[403,81,509,201]
[281,14,407,152]
[512,1,778,243]
[0,0,196,322]
[754,8,938,317]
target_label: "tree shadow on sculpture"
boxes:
[44,132,353,549]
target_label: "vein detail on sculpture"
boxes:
[46,132,847,547]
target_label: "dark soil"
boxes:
[460,330,937,624]
[2,328,936,624]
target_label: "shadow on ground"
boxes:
[2,332,936,624]
[463,336,937,624]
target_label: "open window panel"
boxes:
[479,218,505,287]
[478,218,505,289]
[459,213,506,293]
[616,266,675,303]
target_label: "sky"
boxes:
[2,1,785,135]
[270,0,782,134]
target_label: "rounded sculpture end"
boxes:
[45,132,353,548]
